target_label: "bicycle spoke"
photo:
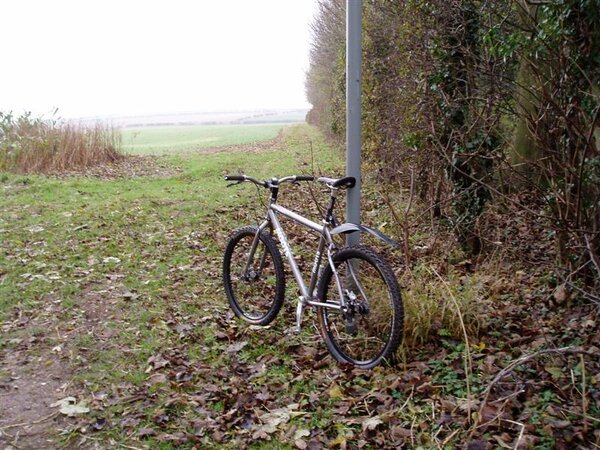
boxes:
[223,227,285,325]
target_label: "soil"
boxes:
[0,349,70,449]
[194,132,284,156]
[0,277,130,448]
[48,154,182,180]
[0,299,74,449]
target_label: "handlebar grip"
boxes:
[295,175,315,182]
[224,175,245,181]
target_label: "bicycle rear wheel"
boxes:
[223,226,285,325]
[316,246,403,368]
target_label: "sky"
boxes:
[2,0,318,119]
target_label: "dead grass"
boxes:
[0,111,122,174]
[400,265,486,347]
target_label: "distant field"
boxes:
[121,123,288,155]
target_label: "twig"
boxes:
[440,429,460,448]
[475,347,600,429]
[380,185,410,265]
[398,386,415,413]
[580,354,588,434]
[489,389,525,405]
[555,405,600,424]
[504,419,525,449]
[584,234,600,279]
[0,411,59,431]
[82,436,144,450]
[475,389,526,431]
[566,281,600,304]
[404,167,416,217]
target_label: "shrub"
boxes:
[0,111,122,174]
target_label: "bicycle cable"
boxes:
[307,180,326,221]
[254,181,268,221]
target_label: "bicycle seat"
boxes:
[317,176,356,189]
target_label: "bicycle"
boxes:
[222,174,404,369]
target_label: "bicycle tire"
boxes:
[316,246,403,369]
[223,226,285,325]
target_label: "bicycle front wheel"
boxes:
[223,226,285,325]
[316,246,403,369]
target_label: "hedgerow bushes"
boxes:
[306,0,599,295]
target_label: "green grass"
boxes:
[0,124,345,448]
[2,124,329,317]
[121,123,289,154]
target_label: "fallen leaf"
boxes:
[51,397,90,416]
[466,440,489,450]
[226,341,248,353]
[256,404,299,434]
[544,366,563,380]
[553,284,568,304]
[122,291,139,300]
[492,434,513,449]
[362,416,383,432]
[91,417,106,431]
[138,428,157,438]
[329,435,347,447]
[294,428,311,440]
[295,439,308,449]
[329,384,344,399]
[148,372,167,384]
[103,256,121,264]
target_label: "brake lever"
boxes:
[226,181,243,188]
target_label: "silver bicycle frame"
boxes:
[251,203,343,331]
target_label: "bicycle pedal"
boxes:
[285,326,301,335]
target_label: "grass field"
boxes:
[0,123,481,449]
[2,124,596,448]
[121,123,288,155]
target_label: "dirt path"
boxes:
[0,279,132,449]
[1,301,75,448]
[0,345,70,449]
[193,131,284,155]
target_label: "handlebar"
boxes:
[224,174,315,188]
[224,174,267,187]
[224,175,356,190]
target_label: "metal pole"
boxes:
[346,0,361,246]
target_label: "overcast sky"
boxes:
[2,0,317,118]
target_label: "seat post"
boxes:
[325,190,337,224]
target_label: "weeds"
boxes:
[401,264,485,347]
[0,111,122,174]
